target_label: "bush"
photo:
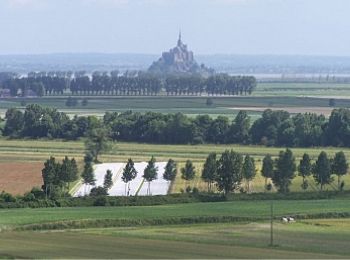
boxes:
[266,183,273,191]
[206,98,213,106]
[90,186,108,196]
[192,187,199,194]
[23,192,35,202]
[93,196,108,206]
[0,191,16,202]
[81,98,88,106]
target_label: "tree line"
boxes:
[0,71,256,96]
[41,148,348,199]
[5,104,350,148]
[198,149,348,195]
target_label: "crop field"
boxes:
[0,162,43,195]
[1,139,350,194]
[0,201,349,258]
[255,82,350,97]
[1,82,350,119]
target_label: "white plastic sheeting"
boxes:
[73,162,170,197]
[138,162,169,196]
[73,163,124,197]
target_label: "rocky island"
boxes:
[148,32,213,75]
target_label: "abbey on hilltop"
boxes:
[148,32,213,75]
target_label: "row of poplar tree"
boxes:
[42,149,348,198]
[261,150,348,192]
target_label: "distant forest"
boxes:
[3,104,350,148]
[0,71,256,97]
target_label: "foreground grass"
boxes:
[0,199,349,230]
[0,219,349,258]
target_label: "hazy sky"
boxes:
[0,0,349,55]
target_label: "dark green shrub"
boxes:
[93,196,108,206]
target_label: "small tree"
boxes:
[298,153,312,190]
[272,148,296,193]
[81,153,96,195]
[313,151,332,191]
[242,155,256,193]
[181,160,196,188]
[143,156,158,195]
[216,150,243,196]
[163,159,177,183]
[103,169,113,190]
[81,98,88,106]
[60,156,79,193]
[331,151,348,190]
[206,98,213,106]
[261,154,274,190]
[122,158,137,196]
[42,156,60,199]
[201,152,217,192]
[85,127,111,163]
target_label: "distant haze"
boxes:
[0,0,350,56]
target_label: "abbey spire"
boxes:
[177,30,182,46]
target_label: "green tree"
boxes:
[122,158,137,196]
[216,150,243,196]
[42,156,60,199]
[242,155,256,193]
[85,127,111,163]
[228,111,250,144]
[81,98,88,106]
[163,159,177,183]
[298,153,312,190]
[261,154,274,190]
[60,156,79,192]
[81,153,96,195]
[206,98,213,106]
[201,152,218,192]
[331,151,348,190]
[272,148,296,193]
[313,151,332,191]
[3,108,24,137]
[143,156,158,195]
[103,169,113,190]
[181,160,196,188]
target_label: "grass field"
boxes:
[0,201,349,258]
[255,82,350,97]
[1,139,350,193]
[1,221,349,259]
[0,199,349,229]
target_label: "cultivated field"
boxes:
[0,162,43,195]
[1,82,350,119]
[1,139,350,194]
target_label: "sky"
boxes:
[0,0,349,55]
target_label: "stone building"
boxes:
[148,32,213,75]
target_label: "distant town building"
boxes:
[148,32,213,75]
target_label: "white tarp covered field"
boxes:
[73,162,170,197]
